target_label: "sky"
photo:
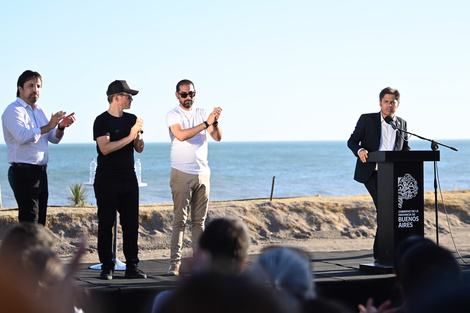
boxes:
[1,0,469,144]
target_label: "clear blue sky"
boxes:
[1,0,468,143]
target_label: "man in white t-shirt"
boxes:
[166,79,222,276]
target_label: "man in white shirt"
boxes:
[2,70,75,225]
[347,87,410,260]
[166,79,222,276]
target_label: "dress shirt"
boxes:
[379,114,396,151]
[2,97,62,165]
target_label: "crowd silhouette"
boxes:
[0,218,469,313]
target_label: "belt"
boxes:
[11,163,47,171]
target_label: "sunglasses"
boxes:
[178,91,196,98]
[118,93,133,100]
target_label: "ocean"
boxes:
[0,140,468,208]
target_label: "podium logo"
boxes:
[397,173,418,209]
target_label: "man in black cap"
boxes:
[93,80,146,280]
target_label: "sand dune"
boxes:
[1,190,469,264]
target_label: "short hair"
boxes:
[0,223,56,279]
[107,94,114,104]
[379,87,400,102]
[198,217,251,274]
[396,242,462,300]
[176,79,195,92]
[251,247,316,309]
[158,272,287,313]
[17,70,42,97]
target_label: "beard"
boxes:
[182,99,193,109]
[26,94,39,105]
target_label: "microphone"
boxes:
[384,115,397,130]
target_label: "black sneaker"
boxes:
[124,265,147,279]
[100,267,114,280]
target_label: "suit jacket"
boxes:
[347,112,410,183]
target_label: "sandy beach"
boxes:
[0,190,469,264]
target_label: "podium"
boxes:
[360,151,440,273]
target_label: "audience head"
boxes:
[251,246,316,310]
[395,238,462,310]
[196,216,251,275]
[158,272,287,313]
[0,223,86,313]
[0,222,56,271]
[394,236,435,275]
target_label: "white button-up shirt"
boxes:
[379,114,397,151]
[2,97,62,165]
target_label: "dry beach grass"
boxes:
[0,190,469,264]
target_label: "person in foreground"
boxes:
[358,237,468,313]
[251,246,317,313]
[347,87,410,261]
[2,70,76,225]
[0,223,87,313]
[152,216,251,313]
[156,272,287,313]
[166,79,223,276]
[93,80,146,280]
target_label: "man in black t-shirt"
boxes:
[92,80,146,280]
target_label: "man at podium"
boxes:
[347,87,410,261]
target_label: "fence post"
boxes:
[270,176,276,201]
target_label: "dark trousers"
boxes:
[8,164,48,225]
[364,171,378,259]
[94,173,140,270]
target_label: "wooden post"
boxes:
[270,176,276,201]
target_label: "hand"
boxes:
[207,107,222,125]
[55,238,86,312]
[58,112,76,129]
[50,111,67,127]
[130,118,144,139]
[359,149,369,163]
[358,298,398,313]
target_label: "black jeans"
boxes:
[8,164,48,225]
[94,173,140,269]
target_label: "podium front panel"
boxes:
[377,162,425,265]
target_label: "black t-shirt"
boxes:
[93,111,136,176]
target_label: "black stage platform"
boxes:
[74,249,470,313]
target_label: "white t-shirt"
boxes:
[166,106,211,175]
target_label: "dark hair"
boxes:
[379,87,400,102]
[176,79,195,92]
[198,217,250,274]
[17,70,42,97]
[396,242,462,299]
[158,272,287,313]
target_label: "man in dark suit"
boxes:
[347,87,410,260]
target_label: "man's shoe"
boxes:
[167,263,180,276]
[124,265,147,279]
[100,268,113,280]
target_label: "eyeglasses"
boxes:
[118,93,133,100]
[178,91,196,98]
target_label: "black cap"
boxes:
[106,80,139,96]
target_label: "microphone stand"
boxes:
[393,126,458,246]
